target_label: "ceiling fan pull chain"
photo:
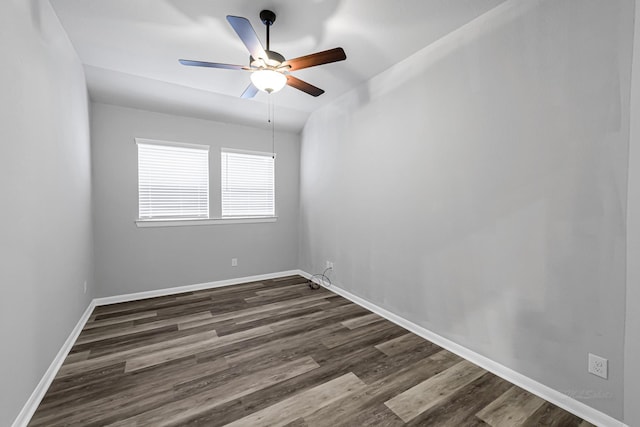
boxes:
[265,95,275,158]
[271,96,276,158]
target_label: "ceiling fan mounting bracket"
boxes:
[260,10,276,26]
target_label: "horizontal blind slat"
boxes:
[138,141,209,219]
[221,151,274,217]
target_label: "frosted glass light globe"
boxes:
[250,69,287,94]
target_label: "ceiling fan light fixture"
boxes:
[179,11,346,98]
[251,69,287,94]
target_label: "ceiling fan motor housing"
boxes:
[251,50,286,68]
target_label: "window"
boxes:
[221,148,275,217]
[137,138,209,219]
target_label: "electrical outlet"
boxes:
[326,261,333,270]
[83,281,87,294]
[231,258,238,267]
[588,353,608,379]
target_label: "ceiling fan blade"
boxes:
[286,75,325,97]
[241,83,259,99]
[179,59,248,70]
[282,48,346,72]
[226,15,268,61]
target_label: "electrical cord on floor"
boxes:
[308,266,332,290]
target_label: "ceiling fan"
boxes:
[179,10,346,98]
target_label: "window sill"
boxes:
[135,216,277,228]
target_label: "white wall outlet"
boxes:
[83,280,87,294]
[231,258,238,267]
[588,353,608,379]
[326,261,333,270]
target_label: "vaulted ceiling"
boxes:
[50,0,506,132]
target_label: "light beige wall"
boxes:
[300,0,632,419]
[624,1,640,425]
[90,102,300,297]
[0,1,93,425]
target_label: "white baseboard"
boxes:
[14,269,626,427]
[297,270,626,427]
[11,300,96,427]
[93,270,301,306]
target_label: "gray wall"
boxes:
[299,0,631,419]
[625,1,640,425]
[0,1,93,425]
[90,102,300,297]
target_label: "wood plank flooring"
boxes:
[30,275,594,426]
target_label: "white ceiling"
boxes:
[50,0,506,132]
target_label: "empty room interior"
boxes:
[2,0,640,426]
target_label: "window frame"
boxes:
[221,148,276,218]
[134,140,277,228]
[136,137,210,221]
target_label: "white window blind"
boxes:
[221,149,275,217]
[137,139,209,219]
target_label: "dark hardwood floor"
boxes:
[30,275,593,426]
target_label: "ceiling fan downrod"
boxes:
[260,10,276,51]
